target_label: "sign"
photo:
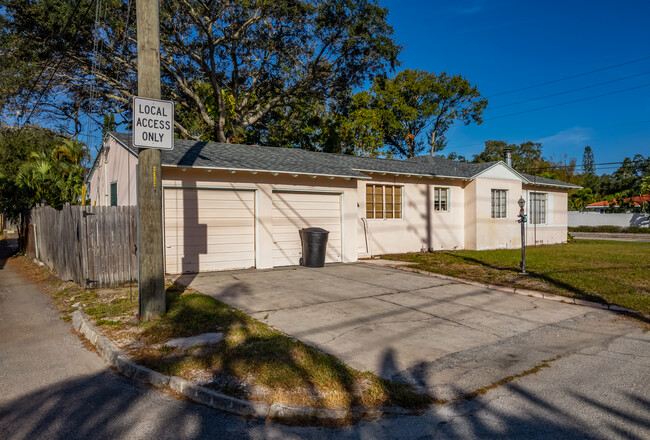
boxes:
[132,97,174,150]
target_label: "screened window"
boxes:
[529,192,547,224]
[434,187,450,212]
[491,189,507,218]
[366,184,402,219]
[110,182,118,206]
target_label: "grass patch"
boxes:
[6,253,433,413]
[134,287,433,410]
[386,241,650,314]
[458,356,561,401]
[86,296,136,320]
[569,225,650,234]
[95,319,123,327]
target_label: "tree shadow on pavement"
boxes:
[374,346,649,439]
[1,334,647,439]
[3,366,646,440]
[0,238,18,270]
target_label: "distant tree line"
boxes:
[571,147,650,212]
[448,141,649,212]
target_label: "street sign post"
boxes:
[133,97,174,151]
[136,0,166,321]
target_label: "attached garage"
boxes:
[163,188,256,273]
[272,191,343,267]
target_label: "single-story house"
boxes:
[86,133,579,274]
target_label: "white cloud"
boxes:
[537,127,592,148]
[456,0,486,15]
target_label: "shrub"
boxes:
[568,226,650,234]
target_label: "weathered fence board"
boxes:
[28,204,137,288]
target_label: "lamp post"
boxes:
[517,196,527,274]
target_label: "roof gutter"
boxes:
[162,163,370,180]
[353,169,470,181]
[524,181,582,189]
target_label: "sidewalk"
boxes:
[572,232,650,242]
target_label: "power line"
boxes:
[19,0,87,119]
[489,71,650,110]
[486,55,650,98]
[23,0,97,127]
[486,82,650,121]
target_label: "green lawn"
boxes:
[386,240,650,314]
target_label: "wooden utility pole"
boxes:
[136,0,165,320]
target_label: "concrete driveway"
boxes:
[175,263,642,400]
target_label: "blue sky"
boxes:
[378,0,650,172]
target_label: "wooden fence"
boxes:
[28,204,137,288]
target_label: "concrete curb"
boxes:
[380,263,644,317]
[71,310,416,423]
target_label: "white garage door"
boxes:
[164,188,256,273]
[272,191,342,267]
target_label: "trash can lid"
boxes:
[301,227,329,233]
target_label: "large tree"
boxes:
[1,0,400,143]
[357,70,487,158]
[472,140,545,171]
[582,145,595,175]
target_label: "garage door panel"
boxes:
[165,207,255,219]
[166,241,255,255]
[273,201,340,210]
[164,217,255,229]
[272,219,341,229]
[164,189,256,273]
[272,231,341,241]
[272,192,342,267]
[165,233,255,245]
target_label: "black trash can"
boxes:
[299,227,329,267]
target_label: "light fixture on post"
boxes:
[517,196,527,274]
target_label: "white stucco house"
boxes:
[86,133,579,274]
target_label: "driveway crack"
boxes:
[251,284,456,314]
[373,296,504,339]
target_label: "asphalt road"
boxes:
[1,240,649,439]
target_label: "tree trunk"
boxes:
[430,128,437,156]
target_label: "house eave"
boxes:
[354,169,469,181]
[162,163,368,180]
[108,133,138,157]
[524,182,582,190]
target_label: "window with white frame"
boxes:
[434,187,450,212]
[366,184,402,219]
[529,192,547,224]
[491,189,507,218]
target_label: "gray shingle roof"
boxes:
[520,173,581,189]
[109,132,578,188]
[111,133,368,179]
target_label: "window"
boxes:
[491,189,507,218]
[434,187,450,212]
[366,184,402,219]
[529,192,547,224]
[110,182,118,206]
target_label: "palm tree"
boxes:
[570,188,595,211]
[16,139,88,209]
